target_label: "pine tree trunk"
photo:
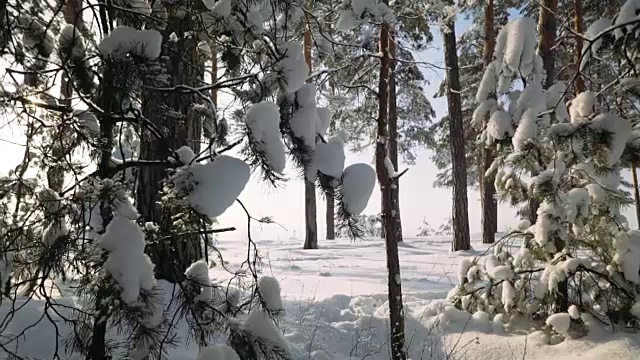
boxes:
[573,0,586,93]
[139,16,204,282]
[326,188,335,239]
[0,0,7,52]
[376,10,406,360]
[302,23,318,249]
[481,0,497,244]
[538,0,558,90]
[90,29,117,359]
[388,29,403,243]
[529,0,558,226]
[443,14,471,252]
[633,164,640,228]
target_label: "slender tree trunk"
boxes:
[376,8,406,359]
[139,16,204,282]
[481,0,497,244]
[443,14,471,251]
[90,28,117,359]
[0,0,8,53]
[573,0,586,93]
[529,0,558,226]
[633,164,640,228]
[302,21,318,249]
[326,188,335,239]
[388,29,403,243]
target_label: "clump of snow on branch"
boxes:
[96,216,155,304]
[336,0,395,31]
[245,101,287,173]
[307,135,345,181]
[340,163,376,215]
[569,91,596,123]
[244,308,290,353]
[98,26,162,60]
[196,345,240,360]
[290,84,320,148]
[614,0,640,40]
[258,276,284,311]
[581,19,613,70]
[187,155,251,218]
[275,42,309,94]
[185,260,213,302]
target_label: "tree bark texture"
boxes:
[376,13,406,360]
[302,24,318,249]
[633,164,640,229]
[139,16,204,282]
[388,29,403,243]
[326,188,335,239]
[481,0,498,244]
[443,18,471,252]
[529,0,558,226]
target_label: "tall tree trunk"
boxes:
[303,21,318,249]
[633,164,640,229]
[139,16,204,282]
[529,0,558,226]
[481,0,498,244]
[326,188,335,239]
[388,29,403,243]
[443,14,471,251]
[573,0,586,93]
[376,8,406,360]
[90,12,117,355]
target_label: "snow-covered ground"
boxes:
[3,235,640,359]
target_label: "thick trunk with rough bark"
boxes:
[139,16,204,282]
[388,30,403,243]
[481,0,498,244]
[573,0,586,93]
[376,13,406,360]
[302,25,318,249]
[443,18,471,252]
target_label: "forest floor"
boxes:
[3,235,640,359]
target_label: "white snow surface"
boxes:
[245,101,287,173]
[98,26,162,60]
[188,156,251,218]
[4,237,640,359]
[340,163,376,215]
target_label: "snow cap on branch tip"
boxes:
[188,155,250,218]
[98,26,162,60]
[340,163,375,215]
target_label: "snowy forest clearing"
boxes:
[4,235,640,359]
